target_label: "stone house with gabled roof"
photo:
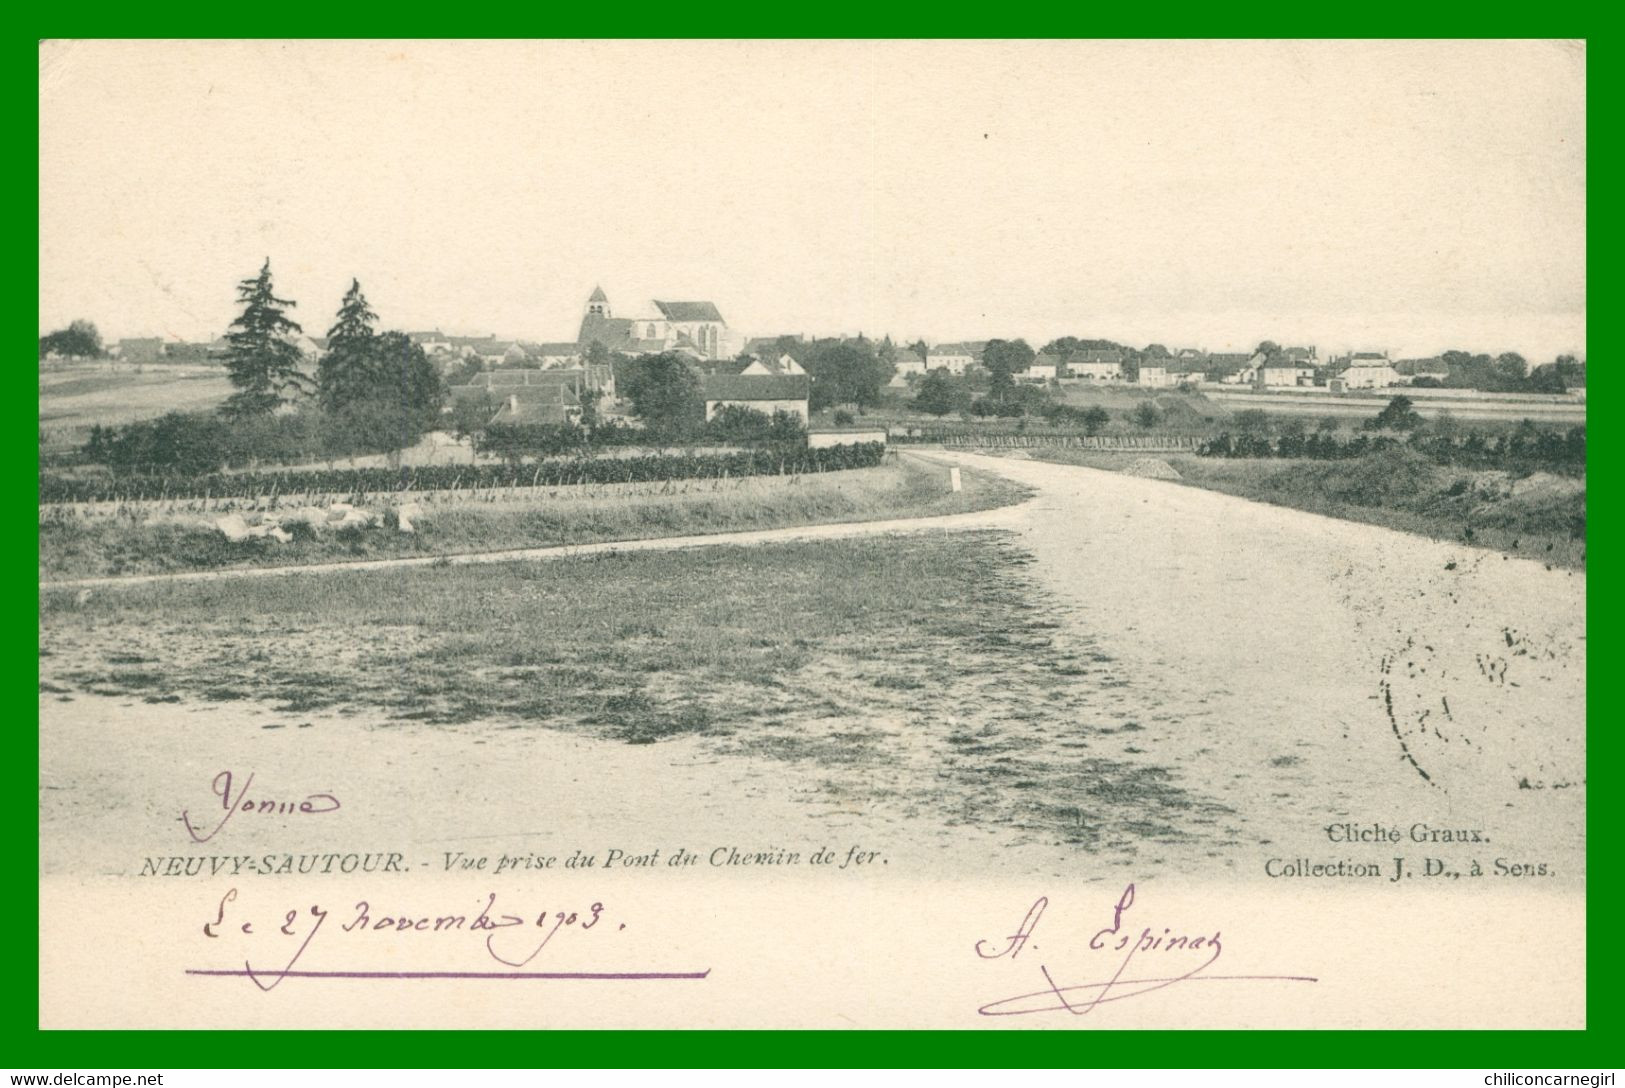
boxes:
[1064,348,1124,381]
[701,373,810,422]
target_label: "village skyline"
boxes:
[42,277,1590,366]
[41,40,1585,361]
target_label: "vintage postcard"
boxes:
[37,39,1586,1030]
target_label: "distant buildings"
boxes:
[701,373,811,422]
[891,350,927,379]
[1138,364,1173,388]
[1253,349,1317,388]
[448,366,616,426]
[926,343,975,375]
[742,353,807,377]
[1207,353,1254,383]
[577,286,734,360]
[1331,352,1401,390]
[1024,354,1061,382]
[1065,348,1124,381]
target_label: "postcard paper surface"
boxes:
[38,39,1587,1030]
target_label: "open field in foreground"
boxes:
[41,530,1234,876]
[1025,447,1586,570]
[39,455,1025,581]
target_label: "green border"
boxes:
[22,29,1602,1068]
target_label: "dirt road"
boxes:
[936,452,1586,877]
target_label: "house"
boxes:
[473,340,521,366]
[408,330,455,355]
[1207,353,1255,383]
[891,351,927,378]
[1065,348,1124,381]
[1334,352,1402,389]
[1175,348,1207,364]
[487,386,582,426]
[926,343,975,375]
[1138,364,1173,388]
[451,367,610,424]
[744,335,804,360]
[1257,354,1316,388]
[742,353,807,377]
[1024,353,1062,383]
[115,337,164,364]
[700,373,811,422]
[577,286,732,360]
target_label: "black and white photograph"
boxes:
[37,39,1585,1030]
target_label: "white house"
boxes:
[892,353,927,377]
[1259,357,1315,388]
[1138,365,1174,388]
[1335,352,1401,389]
[1065,348,1125,381]
[1337,363,1402,389]
[927,343,975,375]
[701,373,811,422]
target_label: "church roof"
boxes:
[588,285,608,302]
[578,314,636,351]
[653,300,724,323]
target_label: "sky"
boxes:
[39,39,1586,360]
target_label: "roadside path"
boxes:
[40,479,1031,591]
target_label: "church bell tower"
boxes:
[585,285,611,319]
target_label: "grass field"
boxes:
[1027,447,1586,569]
[39,530,1226,853]
[39,456,1028,580]
[39,362,233,453]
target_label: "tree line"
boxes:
[78,261,446,473]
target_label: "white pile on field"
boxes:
[213,501,423,542]
[1117,456,1182,480]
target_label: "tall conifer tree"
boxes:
[318,278,380,411]
[222,259,305,417]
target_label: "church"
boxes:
[575,286,736,361]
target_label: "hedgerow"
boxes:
[39,444,887,504]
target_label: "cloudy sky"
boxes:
[39,39,1585,359]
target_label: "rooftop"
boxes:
[702,373,811,402]
[653,300,725,323]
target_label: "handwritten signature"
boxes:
[180,770,340,844]
[975,884,1316,1016]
